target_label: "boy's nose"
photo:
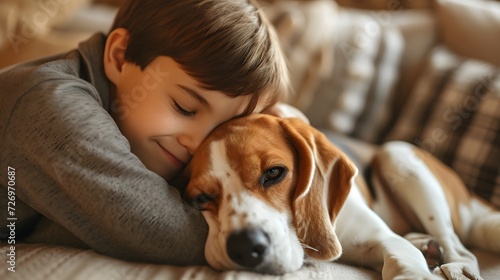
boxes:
[179,126,214,155]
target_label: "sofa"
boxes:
[1,0,499,279]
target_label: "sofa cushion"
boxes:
[300,8,404,143]
[262,0,338,112]
[386,46,500,208]
[0,243,381,280]
[435,0,500,67]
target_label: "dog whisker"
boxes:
[301,243,318,252]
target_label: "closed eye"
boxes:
[192,193,216,211]
[173,101,196,117]
[260,165,287,188]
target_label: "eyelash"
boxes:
[173,101,196,117]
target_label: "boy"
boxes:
[0,0,299,265]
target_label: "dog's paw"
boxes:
[404,233,444,269]
[433,263,483,280]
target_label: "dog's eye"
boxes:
[192,193,215,211]
[260,166,287,188]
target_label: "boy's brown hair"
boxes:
[111,0,290,114]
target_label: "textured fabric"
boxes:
[385,10,437,135]
[436,0,500,67]
[0,33,208,265]
[0,243,382,280]
[386,47,500,208]
[262,0,338,111]
[336,0,433,10]
[0,0,90,50]
[302,8,403,144]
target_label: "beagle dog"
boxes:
[185,114,500,279]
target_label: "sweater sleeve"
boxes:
[4,79,208,265]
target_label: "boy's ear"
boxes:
[103,28,129,84]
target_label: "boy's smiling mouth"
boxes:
[156,141,186,167]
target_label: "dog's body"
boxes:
[185,114,500,279]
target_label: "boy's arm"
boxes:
[4,81,207,265]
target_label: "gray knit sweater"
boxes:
[0,33,208,265]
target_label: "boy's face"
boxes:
[110,56,257,181]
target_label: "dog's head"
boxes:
[185,114,357,274]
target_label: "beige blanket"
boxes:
[2,243,500,280]
[2,243,381,280]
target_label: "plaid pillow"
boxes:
[386,46,500,208]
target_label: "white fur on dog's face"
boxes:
[191,139,304,274]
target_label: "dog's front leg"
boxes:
[336,188,441,280]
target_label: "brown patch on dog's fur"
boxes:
[223,116,297,214]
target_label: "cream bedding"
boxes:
[1,243,380,280]
[2,243,500,280]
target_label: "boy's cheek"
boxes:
[261,103,310,124]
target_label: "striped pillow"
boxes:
[386,46,500,208]
[302,8,404,143]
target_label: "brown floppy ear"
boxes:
[280,118,357,261]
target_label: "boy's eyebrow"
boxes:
[177,85,209,106]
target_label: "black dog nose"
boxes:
[226,228,270,268]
